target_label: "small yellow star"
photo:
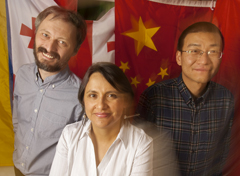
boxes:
[119,61,130,73]
[130,77,140,88]
[122,17,160,56]
[158,67,169,79]
[146,79,155,87]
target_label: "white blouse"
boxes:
[49,120,153,176]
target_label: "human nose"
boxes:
[95,96,108,110]
[45,40,58,52]
[198,51,209,64]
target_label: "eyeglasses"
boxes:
[181,49,223,59]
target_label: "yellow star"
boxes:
[146,79,155,87]
[130,77,140,88]
[119,61,130,73]
[158,67,169,79]
[122,17,160,56]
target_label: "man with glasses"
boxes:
[136,22,234,176]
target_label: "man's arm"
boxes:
[221,100,234,167]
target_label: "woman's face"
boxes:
[84,72,129,131]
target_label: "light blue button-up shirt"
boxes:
[13,63,82,176]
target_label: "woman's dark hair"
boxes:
[78,62,134,117]
[177,22,224,51]
[35,6,86,52]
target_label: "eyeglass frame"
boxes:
[181,49,224,59]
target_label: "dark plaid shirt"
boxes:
[136,74,234,176]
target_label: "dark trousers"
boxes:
[14,166,25,176]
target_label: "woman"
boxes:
[49,62,153,176]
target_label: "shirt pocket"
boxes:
[38,110,67,138]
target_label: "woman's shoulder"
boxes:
[62,120,90,139]
[124,121,153,144]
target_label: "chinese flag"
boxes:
[115,0,214,103]
[115,0,240,175]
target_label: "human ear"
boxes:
[176,50,182,66]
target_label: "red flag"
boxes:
[54,0,77,11]
[115,0,214,103]
[68,21,93,79]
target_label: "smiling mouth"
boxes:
[42,52,54,59]
[194,68,210,71]
[95,113,110,118]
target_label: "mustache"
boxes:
[37,47,60,60]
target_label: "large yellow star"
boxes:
[130,77,140,88]
[119,61,130,73]
[122,17,160,56]
[158,67,169,79]
[146,79,155,87]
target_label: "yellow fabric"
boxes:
[0,0,14,166]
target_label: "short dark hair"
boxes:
[35,6,87,52]
[177,22,224,51]
[78,62,134,117]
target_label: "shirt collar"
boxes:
[117,121,130,149]
[177,74,193,105]
[81,120,129,149]
[177,74,212,106]
[198,81,212,105]
[34,64,70,88]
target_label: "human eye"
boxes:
[59,40,67,47]
[189,49,200,54]
[107,93,117,99]
[42,33,48,38]
[208,50,218,54]
[88,94,96,98]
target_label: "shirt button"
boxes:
[40,89,43,93]
[34,109,38,113]
[52,85,55,88]
[26,146,29,150]
[31,128,34,132]
[21,163,24,167]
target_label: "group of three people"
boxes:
[13,5,234,176]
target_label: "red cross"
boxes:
[107,41,115,52]
[20,17,36,49]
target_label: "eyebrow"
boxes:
[39,29,50,33]
[187,43,220,47]
[85,90,120,94]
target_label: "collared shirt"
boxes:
[12,63,82,176]
[136,74,234,176]
[49,120,153,176]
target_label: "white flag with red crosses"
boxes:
[7,0,115,79]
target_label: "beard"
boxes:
[33,44,63,72]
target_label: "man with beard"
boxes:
[12,6,86,176]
